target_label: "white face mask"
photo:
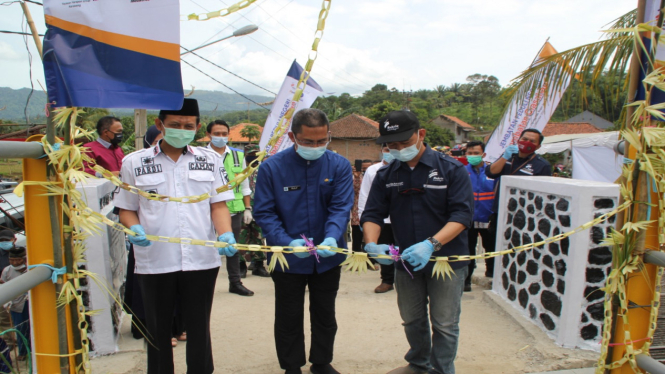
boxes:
[11,264,26,271]
[388,133,422,162]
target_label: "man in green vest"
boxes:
[206,120,267,296]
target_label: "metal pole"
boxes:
[0,141,45,158]
[134,109,147,150]
[643,250,665,267]
[0,266,52,306]
[18,1,43,58]
[19,1,72,368]
[636,354,665,374]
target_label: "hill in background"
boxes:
[0,87,273,122]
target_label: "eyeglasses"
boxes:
[294,136,330,147]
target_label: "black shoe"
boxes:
[240,261,247,279]
[248,261,256,271]
[252,263,271,277]
[310,364,340,374]
[285,369,302,374]
[464,282,472,292]
[229,283,254,296]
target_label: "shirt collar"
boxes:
[153,140,192,156]
[96,137,112,149]
[412,144,437,169]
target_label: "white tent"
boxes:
[536,131,622,183]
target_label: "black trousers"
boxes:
[351,225,363,252]
[227,213,244,284]
[378,224,395,285]
[271,267,341,370]
[466,226,496,283]
[138,267,219,374]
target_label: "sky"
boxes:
[0,0,635,98]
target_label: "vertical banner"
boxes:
[258,60,323,155]
[42,0,183,109]
[485,42,572,162]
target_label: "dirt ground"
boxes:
[90,262,597,374]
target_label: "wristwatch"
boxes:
[426,237,443,251]
[245,206,252,211]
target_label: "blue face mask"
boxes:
[294,137,328,161]
[210,136,228,148]
[296,144,327,161]
[0,242,13,251]
[382,152,394,163]
[389,134,422,162]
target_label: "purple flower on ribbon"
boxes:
[389,244,413,279]
[301,234,320,263]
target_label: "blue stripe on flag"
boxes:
[286,60,323,92]
[43,25,183,109]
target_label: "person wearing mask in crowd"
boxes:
[350,160,378,270]
[143,125,163,148]
[0,230,19,347]
[485,129,551,276]
[206,120,263,296]
[241,145,271,275]
[358,144,396,293]
[0,247,30,361]
[254,108,353,374]
[124,123,185,345]
[361,111,473,374]
[83,116,125,177]
[116,98,236,374]
[463,141,496,291]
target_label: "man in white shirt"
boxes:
[116,99,235,374]
[358,144,395,293]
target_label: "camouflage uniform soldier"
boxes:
[242,145,270,276]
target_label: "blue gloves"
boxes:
[129,225,151,247]
[502,145,518,160]
[364,242,393,265]
[317,237,338,258]
[218,232,237,257]
[289,239,310,258]
[401,240,434,271]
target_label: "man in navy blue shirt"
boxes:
[254,108,353,374]
[464,141,496,291]
[361,111,473,374]
[485,129,551,268]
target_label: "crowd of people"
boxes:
[1,98,554,374]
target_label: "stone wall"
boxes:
[492,176,619,351]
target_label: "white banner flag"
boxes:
[259,60,323,155]
[485,42,572,162]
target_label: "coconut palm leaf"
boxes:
[502,9,640,117]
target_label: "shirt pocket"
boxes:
[423,181,448,215]
[135,174,167,213]
[188,170,215,195]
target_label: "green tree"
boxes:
[422,122,454,147]
[239,125,262,144]
[367,100,401,121]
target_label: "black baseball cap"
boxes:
[375,111,420,144]
[0,230,14,241]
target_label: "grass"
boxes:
[0,159,23,181]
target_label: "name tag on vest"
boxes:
[283,186,301,192]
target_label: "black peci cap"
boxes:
[159,98,199,120]
[375,111,420,144]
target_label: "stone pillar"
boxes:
[492,176,619,351]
